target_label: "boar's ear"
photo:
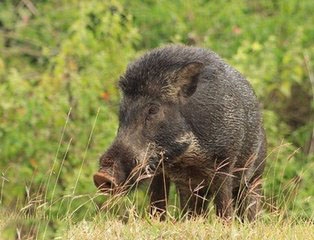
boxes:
[175,62,204,99]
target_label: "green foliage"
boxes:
[0,0,138,219]
[0,0,313,237]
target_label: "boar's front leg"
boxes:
[149,172,170,221]
[214,180,233,220]
[212,172,234,221]
[208,157,235,220]
[177,185,210,218]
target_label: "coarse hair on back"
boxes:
[118,44,222,99]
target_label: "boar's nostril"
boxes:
[93,172,117,192]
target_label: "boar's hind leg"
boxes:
[236,135,266,222]
[149,173,170,220]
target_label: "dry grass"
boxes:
[1,144,313,239]
[1,208,313,240]
[65,217,314,240]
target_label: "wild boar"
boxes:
[93,45,267,221]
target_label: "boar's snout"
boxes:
[95,143,139,194]
[93,171,117,193]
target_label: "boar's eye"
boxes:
[148,105,160,115]
[145,105,160,123]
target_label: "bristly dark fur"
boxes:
[118,44,222,99]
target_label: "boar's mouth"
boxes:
[93,171,118,194]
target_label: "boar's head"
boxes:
[93,45,206,194]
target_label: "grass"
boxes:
[66,218,314,240]
[1,209,314,240]
[1,171,314,239]
[1,174,314,240]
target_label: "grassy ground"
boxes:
[1,148,313,239]
[1,203,314,240]
[66,218,314,240]
[1,211,313,240]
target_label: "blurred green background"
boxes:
[0,0,313,232]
